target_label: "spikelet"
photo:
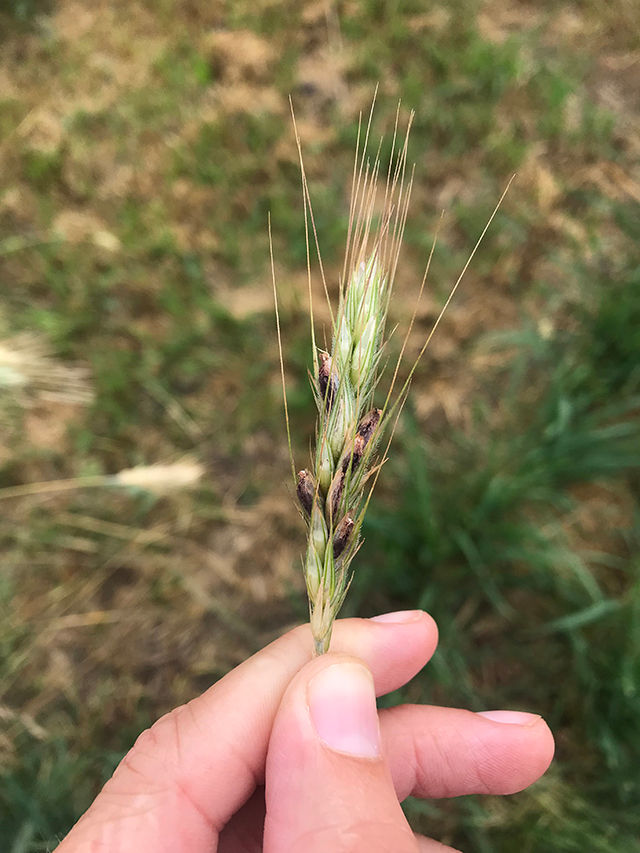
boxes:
[293,108,414,655]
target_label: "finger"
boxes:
[217,787,266,853]
[56,611,437,852]
[221,705,553,852]
[381,704,555,800]
[264,654,418,853]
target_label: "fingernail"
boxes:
[308,663,380,757]
[477,710,541,726]
[370,609,423,623]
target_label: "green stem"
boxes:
[313,630,332,656]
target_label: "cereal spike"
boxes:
[356,408,382,446]
[310,501,328,559]
[327,383,356,459]
[289,106,509,655]
[317,439,333,492]
[351,315,379,390]
[340,433,365,477]
[318,350,337,411]
[295,109,414,655]
[335,320,352,368]
[326,465,345,524]
[296,469,315,517]
[333,512,355,559]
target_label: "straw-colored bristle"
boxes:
[0,333,93,405]
[113,461,204,493]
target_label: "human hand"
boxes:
[55,611,554,852]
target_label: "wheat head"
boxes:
[283,102,511,655]
[293,109,414,655]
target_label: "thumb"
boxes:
[264,653,418,853]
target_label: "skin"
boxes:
[55,611,554,852]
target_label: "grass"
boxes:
[0,0,52,27]
[1,0,639,849]
[351,227,640,850]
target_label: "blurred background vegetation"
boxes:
[1,0,639,850]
